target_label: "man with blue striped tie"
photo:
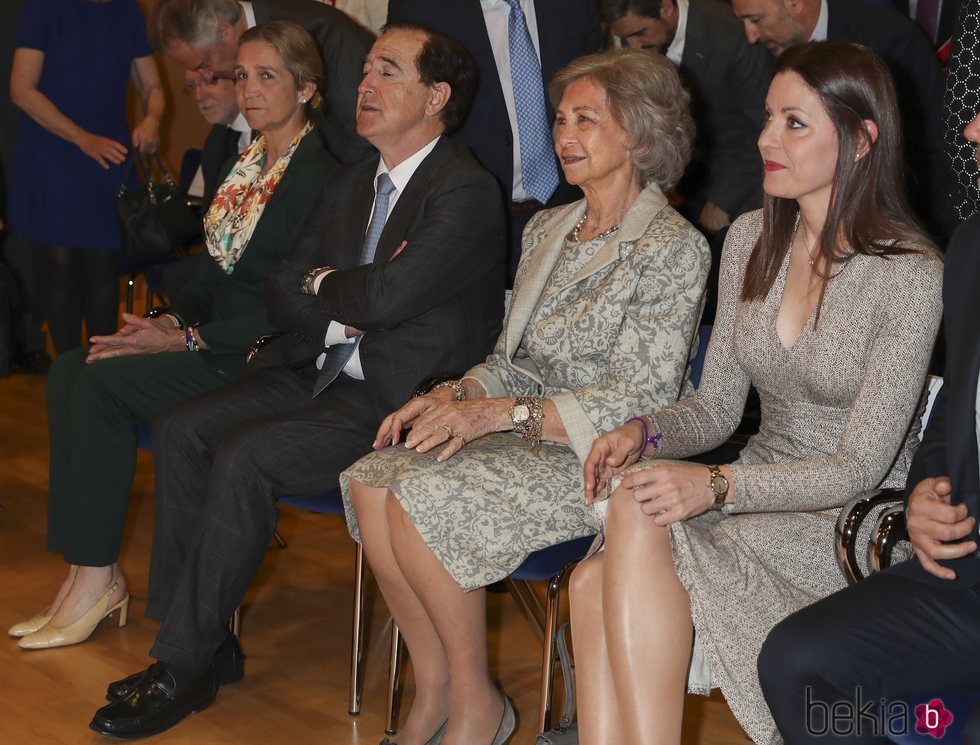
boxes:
[89,24,506,740]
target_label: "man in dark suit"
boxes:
[757,111,980,744]
[600,0,771,237]
[182,69,249,207]
[89,24,506,739]
[152,0,375,163]
[731,0,956,242]
[387,0,603,285]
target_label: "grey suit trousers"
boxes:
[146,364,382,675]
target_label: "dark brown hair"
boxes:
[741,42,937,314]
[380,22,477,133]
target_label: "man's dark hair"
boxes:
[596,0,665,23]
[381,22,477,133]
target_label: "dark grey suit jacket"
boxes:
[890,215,980,588]
[263,136,507,412]
[677,0,772,219]
[386,0,603,207]
[253,0,375,163]
[826,0,955,240]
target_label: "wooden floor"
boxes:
[0,367,747,745]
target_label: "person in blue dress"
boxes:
[8,0,164,355]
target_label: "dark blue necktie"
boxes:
[314,173,397,394]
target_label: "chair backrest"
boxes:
[690,324,712,390]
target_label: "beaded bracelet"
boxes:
[433,379,467,401]
[184,327,200,352]
[625,416,662,452]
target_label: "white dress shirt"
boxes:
[187,114,252,199]
[809,0,829,41]
[313,136,442,379]
[480,0,542,202]
[665,0,689,66]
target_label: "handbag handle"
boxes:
[117,151,177,200]
[118,149,150,198]
[554,622,575,732]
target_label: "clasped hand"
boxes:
[906,476,977,580]
[373,387,502,462]
[86,313,184,363]
[584,420,647,504]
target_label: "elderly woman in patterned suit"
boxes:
[341,49,710,745]
[573,42,944,745]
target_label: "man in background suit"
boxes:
[152,0,375,163]
[600,0,770,235]
[89,24,506,739]
[182,70,250,207]
[599,0,771,321]
[759,109,980,741]
[387,0,603,285]
[731,0,956,242]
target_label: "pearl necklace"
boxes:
[570,213,621,242]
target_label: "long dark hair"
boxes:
[742,42,937,312]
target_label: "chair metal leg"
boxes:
[506,577,546,643]
[536,570,567,733]
[385,621,405,736]
[231,606,241,638]
[126,275,136,315]
[348,542,366,716]
[273,530,288,549]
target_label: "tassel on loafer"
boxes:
[8,613,53,637]
[18,579,128,650]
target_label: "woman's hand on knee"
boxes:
[620,463,715,525]
[373,388,456,449]
[404,398,509,461]
[583,422,645,505]
[86,313,183,362]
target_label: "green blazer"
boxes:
[170,130,337,370]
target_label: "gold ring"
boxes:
[452,434,466,446]
[441,424,454,438]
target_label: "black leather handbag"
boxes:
[115,151,200,262]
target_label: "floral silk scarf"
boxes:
[203,121,313,274]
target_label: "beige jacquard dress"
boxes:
[604,210,943,745]
[340,184,710,590]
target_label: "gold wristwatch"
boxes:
[707,465,728,511]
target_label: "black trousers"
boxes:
[759,569,980,743]
[43,243,119,355]
[45,347,231,566]
[1,232,47,354]
[146,365,383,677]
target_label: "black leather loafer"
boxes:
[106,635,244,702]
[90,663,218,739]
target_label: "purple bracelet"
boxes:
[625,416,662,452]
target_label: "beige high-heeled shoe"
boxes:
[18,579,129,650]
[8,613,53,637]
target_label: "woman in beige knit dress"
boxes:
[342,50,710,745]
[573,42,944,745]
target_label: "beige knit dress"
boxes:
[600,209,943,744]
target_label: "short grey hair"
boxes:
[150,0,241,50]
[549,48,694,189]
